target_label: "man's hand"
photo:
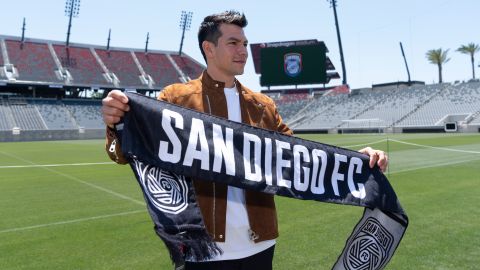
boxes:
[102,90,129,128]
[359,147,388,172]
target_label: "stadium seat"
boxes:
[134,52,179,88]
[5,40,61,83]
[95,49,143,88]
[170,54,204,80]
[53,45,108,86]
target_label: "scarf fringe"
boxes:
[155,226,223,265]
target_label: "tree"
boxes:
[426,48,450,83]
[456,43,480,79]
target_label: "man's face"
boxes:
[207,23,248,77]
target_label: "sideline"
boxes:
[0,151,144,206]
[0,210,145,234]
[0,161,114,169]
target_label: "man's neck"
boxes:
[206,66,236,88]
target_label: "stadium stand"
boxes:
[35,100,77,130]
[397,82,480,127]
[0,36,205,90]
[64,99,104,129]
[95,49,142,88]
[1,34,479,138]
[287,81,480,132]
[273,92,312,122]
[53,45,110,86]
[339,84,443,128]
[300,97,350,129]
[0,97,104,131]
[0,105,14,130]
[5,40,61,82]
[170,54,204,80]
[135,52,179,88]
[8,98,46,130]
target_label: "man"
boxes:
[102,10,388,270]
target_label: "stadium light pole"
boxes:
[178,11,193,56]
[145,32,150,54]
[65,0,80,48]
[399,42,412,85]
[20,17,26,49]
[106,29,111,52]
[328,0,347,85]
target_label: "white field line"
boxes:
[341,139,388,148]
[388,156,480,175]
[388,139,480,154]
[0,210,145,234]
[0,151,144,206]
[0,162,113,169]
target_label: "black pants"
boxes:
[184,245,275,270]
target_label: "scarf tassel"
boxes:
[154,225,223,265]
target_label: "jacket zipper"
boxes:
[205,94,216,238]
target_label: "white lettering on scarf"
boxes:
[158,108,366,199]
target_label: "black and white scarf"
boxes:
[115,92,408,270]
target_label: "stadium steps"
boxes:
[285,98,316,126]
[130,51,154,88]
[52,45,109,86]
[466,110,480,124]
[135,52,179,88]
[65,104,79,129]
[0,39,19,81]
[10,104,46,130]
[0,38,7,78]
[95,49,143,88]
[48,43,72,83]
[0,39,9,65]
[90,48,119,87]
[166,54,189,83]
[35,105,49,129]
[170,54,204,80]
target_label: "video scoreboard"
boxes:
[250,40,331,87]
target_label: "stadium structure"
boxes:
[1,35,480,143]
[267,79,480,134]
[0,34,204,141]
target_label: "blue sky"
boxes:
[1,0,479,90]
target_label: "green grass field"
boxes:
[1,133,479,269]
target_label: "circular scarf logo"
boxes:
[134,160,189,214]
[345,235,384,270]
[343,217,394,270]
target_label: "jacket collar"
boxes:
[200,70,244,95]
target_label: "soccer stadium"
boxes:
[1,1,479,270]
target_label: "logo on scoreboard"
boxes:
[284,53,302,77]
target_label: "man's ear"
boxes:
[202,41,214,59]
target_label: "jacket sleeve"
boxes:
[105,125,128,164]
[274,104,293,136]
[104,87,172,164]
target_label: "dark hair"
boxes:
[198,10,248,62]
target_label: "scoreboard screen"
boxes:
[260,43,327,86]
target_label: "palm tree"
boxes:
[426,48,450,83]
[457,43,480,79]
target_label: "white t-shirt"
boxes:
[205,85,275,261]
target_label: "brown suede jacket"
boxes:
[106,71,292,243]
